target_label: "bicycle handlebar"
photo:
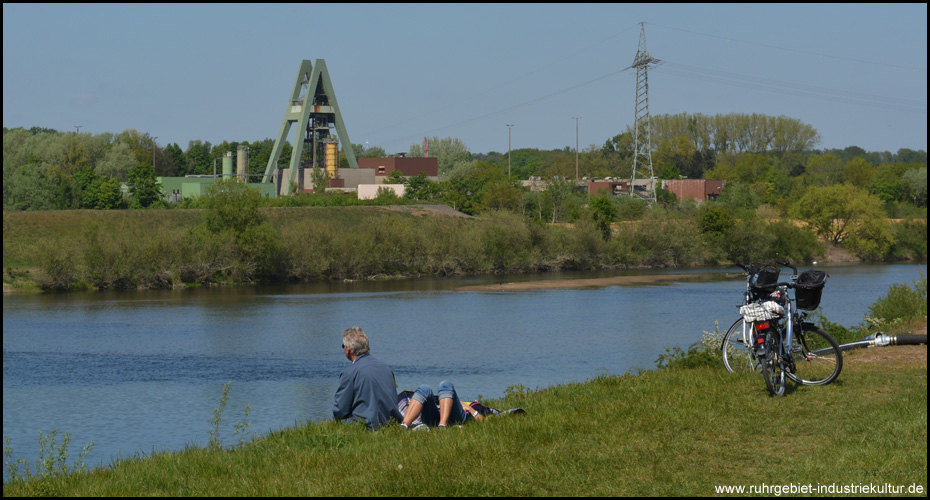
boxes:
[734,261,799,276]
[777,260,798,275]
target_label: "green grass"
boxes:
[4,346,925,496]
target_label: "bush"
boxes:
[34,239,77,290]
[867,274,927,325]
[764,219,823,263]
[722,216,776,263]
[889,218,927,260]
[201,180,264,235]
[475,211,535,272]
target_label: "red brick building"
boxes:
[357,157,438,178]
[661,179,724,201]
[588,180,628,196]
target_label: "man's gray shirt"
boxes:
[333,353,403,430]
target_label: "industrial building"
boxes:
[153,58,442,203]
[661,179,724,202]
[274,156,438,196]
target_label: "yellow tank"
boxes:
[324,142,337,178]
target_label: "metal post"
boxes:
[506,124,514,178]
[152,137,158,172]
[572,117,582,182]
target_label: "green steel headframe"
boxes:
[261,59,358,194]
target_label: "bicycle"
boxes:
[720,261,843,396]
[720,262,779,374]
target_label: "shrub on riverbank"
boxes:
[3,199,925,292]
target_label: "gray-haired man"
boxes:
[332,327,403,430]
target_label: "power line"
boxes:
[381,67,628,148]
[406,23,642,125]
[647,22,927,72]
[380,22,926,150]
[379,23,642,149]
[655,61,927,113]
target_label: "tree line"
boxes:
[3,113,927,264]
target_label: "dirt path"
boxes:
[379,204,473,218]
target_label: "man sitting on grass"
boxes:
[333,327,403,430]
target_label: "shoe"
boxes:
[411,423,429,432]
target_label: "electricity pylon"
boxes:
[630,22,660,202]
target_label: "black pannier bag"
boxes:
[795,269,828,310]
[750,265,781,300]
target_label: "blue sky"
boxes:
[3,3,926,156]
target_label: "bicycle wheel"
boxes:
[721,318,760,373]
[761,332,786,396]
[786,325,843,386]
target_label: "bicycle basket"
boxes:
[749,266,780,299]
[740,301,784,322]
[795,269,828,310]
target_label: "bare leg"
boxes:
[438,397,452,426]
[404,399,423,426]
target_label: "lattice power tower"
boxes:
[261,59,358,195]
[629,22,660,202]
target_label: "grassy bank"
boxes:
[4,278,926,496]
[3,336,925,496]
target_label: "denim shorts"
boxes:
[411,380,471,426]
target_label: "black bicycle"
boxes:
[720,261,843,395]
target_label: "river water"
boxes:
[3,263,925,474]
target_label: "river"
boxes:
[3,263,925,475]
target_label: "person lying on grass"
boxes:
[399,380,483,429]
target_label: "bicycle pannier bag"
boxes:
[795,269,828,310]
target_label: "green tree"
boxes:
[95,142,136,182]
[96,177,125,209]
[540,178,577,223]
[3,162,57,210]
[869,165,910,203]
[589,194,617,240]
[404,172,440,201]
[357,144,386,158]
[601,133,633,177]
[409,136,473,177]
[845,157,876,189]
[716,182,762,214]
[165,143,188,177]
[480,181,523,212]
[791,184,891,254]
[186,140,214,176]
[804,153,844,186]
[653,136,697,179]
[311,166,329,193]
[902,167,927,206]
[127,162,162,208]
[61,137,91,175]
[72,166,100,208]
[698,203,735,235]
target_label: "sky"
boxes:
[3,3,927,156]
